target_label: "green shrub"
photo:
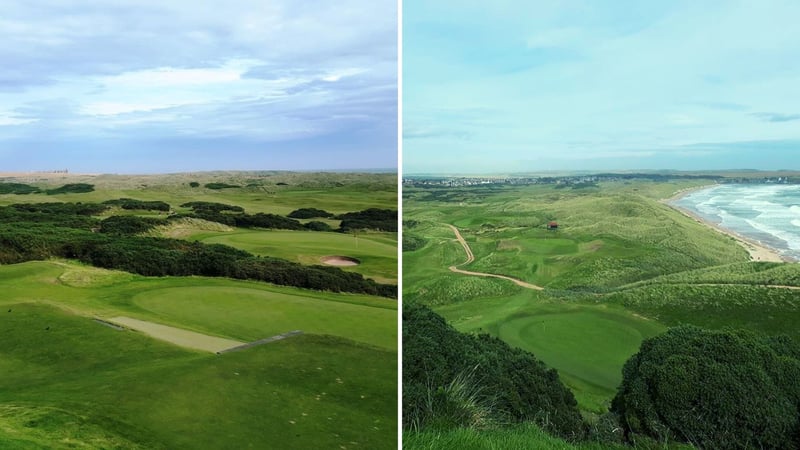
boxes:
[45,183,94,194]
[403,303,585,439]
[204,182,240,190]
[288,208,334,219]
[612,326,800,449]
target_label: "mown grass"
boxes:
[0,261,396,449]
[433,291,664,413]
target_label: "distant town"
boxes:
[403,172,800,188]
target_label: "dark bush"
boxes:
[103,198,170,211]
[0,183,41,194]
[612,325,800,449]
[99,216,168,235]
[403,303,585,439]
[204,182,240,190]
[45,183,95,194]
[288,208,334,219]
[337,208,397,232]
[304,221,333,232]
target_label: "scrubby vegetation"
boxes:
[99,215,169,235]
[404,303,585,439]
[45,183,95,194]
[337,208,397,232]
[0,202,396,297]
[0,182,40,194]
[288,207,334,219]
[204,182,240,190]
[613,326,800,449]
[103,198,171,211]
[180,201,245,213]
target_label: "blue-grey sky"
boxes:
[404,1,800,174]
[0,1,397,173]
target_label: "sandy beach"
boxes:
[663,186,792,263]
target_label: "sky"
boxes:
[0,0,397,173]
[404,0,800,174]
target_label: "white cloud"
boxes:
[0,114,37,126]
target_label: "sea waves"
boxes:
[675,184,800,260]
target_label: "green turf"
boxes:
[189,229,398,284]
[434,292,665,413]
[0,262,397,449]
[130,285,397,349]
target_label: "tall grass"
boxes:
[409,365,498,431]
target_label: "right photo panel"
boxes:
[402,1,800,449]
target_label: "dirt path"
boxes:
[446,224,544,291]
[106,316,245,353]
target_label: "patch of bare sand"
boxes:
[320,256,360,266]
[106,316,244,353]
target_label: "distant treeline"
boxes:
[0,182,95,195]
[0,203,396,298]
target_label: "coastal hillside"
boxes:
[403,175,800,449]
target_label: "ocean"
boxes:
[673,184,800,261]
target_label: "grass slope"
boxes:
[404,180,800,418]
[0,261,396,449]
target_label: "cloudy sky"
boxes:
[0,0,397,173]
[404,0,800,173]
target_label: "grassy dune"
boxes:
[404,180,800,419]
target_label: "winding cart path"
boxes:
[446,224,544,291]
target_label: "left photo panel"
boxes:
[0,1,398,449]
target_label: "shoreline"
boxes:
[664,189,793,263]
[661,183,720,203]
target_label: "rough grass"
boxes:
[403,424,637,450]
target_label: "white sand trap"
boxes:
[320,255,360,266]
[107,316,244,353]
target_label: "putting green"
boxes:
[493,306,665,410]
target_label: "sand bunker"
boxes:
[320,255,360,266]
[106,316,244,353]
